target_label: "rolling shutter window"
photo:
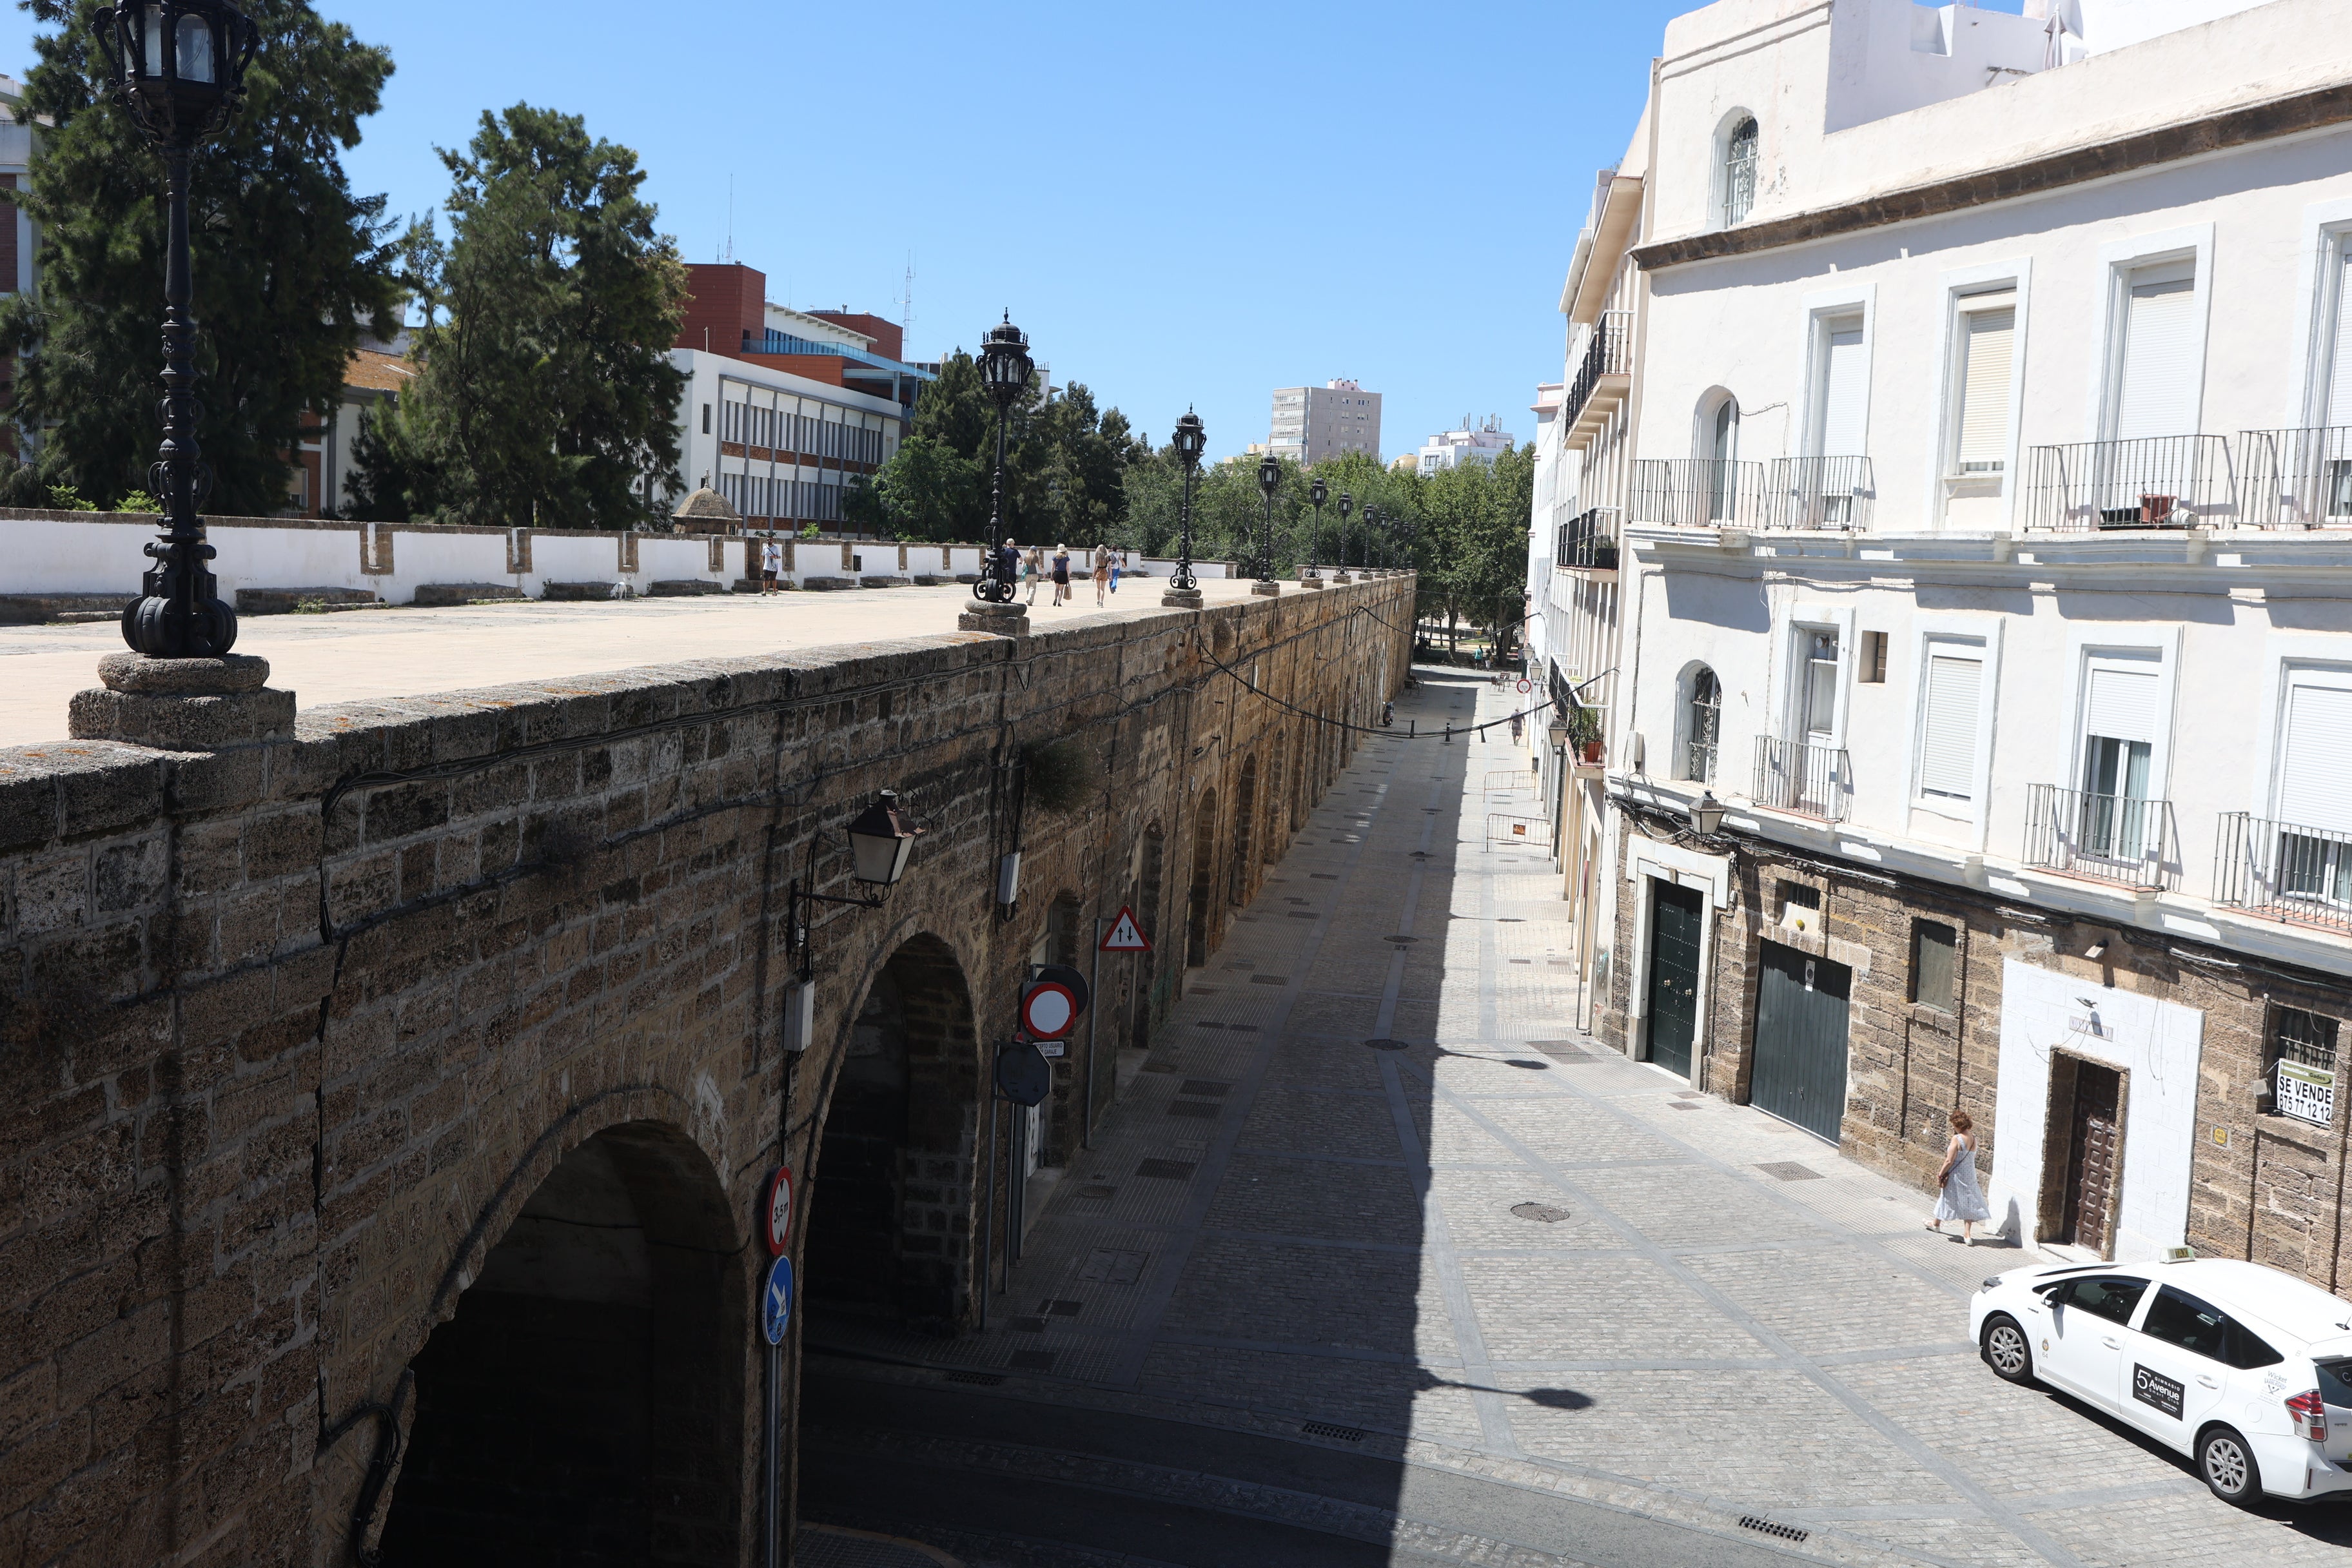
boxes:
[1918,651,1983,801]
[1955,299,2016,473]
[2277,672,2352,835]
[2084,660,2161,745]
[2327,247,2352,428]
[2112,260,2199,440]
[1816,322,1868,456]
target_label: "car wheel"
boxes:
[2197,1426,2259,1507]
[1981,1314,2033,1384]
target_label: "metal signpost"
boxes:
[760,1251,794,1568]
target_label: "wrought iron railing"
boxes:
[2021,435,2234,531]
[1630,458,1767,529]
[1752,737,1849,821]
[1553,506,1621,571]
[1767,456,1874,531]
[1684,736,1717,786]
[2215,812,2352,934]
[2237,426,2352,529]
[2023,784,2176,889]
[1563,311,1633,428]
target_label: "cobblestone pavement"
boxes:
[807,667,2352,1567]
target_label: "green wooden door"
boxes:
[1645,881,1705,1077]
[1752,941,1852,1143]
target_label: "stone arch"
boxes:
[1229,756,1258,903]
[1186,790,1219,968]
[378,1119,747,1565]
[807,931,981,1331]
[1135,822,1166,1046]
[1289,722,1308,832]
[1266,732,1288,858]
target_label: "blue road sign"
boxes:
[761,1255,794,1345]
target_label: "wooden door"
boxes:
[1751,942,1853,1144]
[2061,1063,2124,1255]
[1645,881,1705,1077]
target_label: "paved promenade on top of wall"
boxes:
[803,669,2352,1568]
[0,578,1272,747]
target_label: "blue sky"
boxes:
[0,0,1703,463]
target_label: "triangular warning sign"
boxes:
[1100,905,1152,952]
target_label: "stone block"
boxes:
[69,688,296,753]
[411,583,524,607]
[646,580,723,596]
[540,582,630,602]
[234,587,378,616]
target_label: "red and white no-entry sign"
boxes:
[1020,979,1079,1039]
[762,1166,793,1256]
[1099,905,1152,952]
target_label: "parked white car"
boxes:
[1972,1257,2352,1505]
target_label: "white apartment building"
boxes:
[1413,416,1518,476]
[1525,0,2352,1280]
[1268,379,1381,466]
[672,351,903,531]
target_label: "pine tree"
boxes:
[357,105,687,529]
[0,1,399,513]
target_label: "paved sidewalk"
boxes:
[808,667,2352,1567]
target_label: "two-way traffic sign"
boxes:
[1099,905,1152,952]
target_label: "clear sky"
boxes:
[0,0,1698,465]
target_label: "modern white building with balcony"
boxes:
[1525,0,2352,1280]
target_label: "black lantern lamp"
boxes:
[1333,491,1353,580]
[970,313,1032,606]
[1689,791,1727,838]
[1169,409,1206,596]
[1304,475,1327,581]
[1362,504,1380,571]
[789,790,925,961]
[94,1,259,660]
[1254,451,1281,593]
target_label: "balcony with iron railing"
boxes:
[1630,458,1767,529]
[1563,311,1634,446]
[1766,456,1874,531]
[1553,506,1621,572]
[1752,737,1850,822]
[2023,784,2177,890]
[2215,813,2352,934]
[2237,426,2352,529]
[2021,435,2233,531]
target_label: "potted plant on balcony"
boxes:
[1569,704,1603,765]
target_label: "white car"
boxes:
[1972,1256,2352,1505]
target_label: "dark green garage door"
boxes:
[1752,941,1850,1143]
[1645,880,1705,1078]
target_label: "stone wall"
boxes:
[0,576,1415,1565]
[1601,815,2352,1289]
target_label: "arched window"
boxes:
[1681,665,1721,783]
[1720,115,1759,227]
[1703,393,1741,522]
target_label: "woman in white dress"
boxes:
[1929,1110,1991,1244]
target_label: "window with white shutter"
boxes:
[2082,659,2161,746]
[1814,318,1868,457]
[1917,650,1983,801]
[2276,669,2352,836]
[1953,295,2015,475]
[2110,259,2199,441]
[2326,244,2352,429]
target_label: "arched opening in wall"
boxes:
[1714,109,1759,229]
[1186,792,1218,968]
[1266,734,1287,859]
[1290,723,1308,831]
[1230,756,1258,903]
[378,1121,745,1566]
[1677,663,1721,784]
[1135,823,1165,1048]
[806,933,979,1331]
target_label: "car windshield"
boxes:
[2321,1359,2352,1408]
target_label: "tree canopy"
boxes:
[1,0,399,513]
[346,105,687,528]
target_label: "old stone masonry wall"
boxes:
[0,577,1414,1566]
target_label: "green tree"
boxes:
[353,105,687,527]
[0,0,399,513]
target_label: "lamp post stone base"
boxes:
[957,602,1029,637]
[1331,571,1351,583]
[1302,576,1325,589]
[1251,581,1281,598]
[70,652,294,751]
[1159,586,1203,609]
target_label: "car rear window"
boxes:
[2141,1286,2229,1359]
[2320,1360,2352,1407]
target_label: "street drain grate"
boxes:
[1181,1081,1233,1096]
[1756,1162,1825,1182]
[1668,1101,1703,1110]
[945,1370,1004,1386]
[1364,1038,1413,1051]
[1302,1421,1367,1442]
[1166,1101,1221,1119]
[1739,1517,1808,1544]
[1137,1159,1197,1180]
[1252,974,1290,984]
[1385,935,1419,944]
[1194,1021,1226,1030]
[1511,1202,1573,1223]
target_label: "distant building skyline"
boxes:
[1268,378,1382,467]
[1415,415,1517,476]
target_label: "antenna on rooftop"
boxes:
[896,253,916,346]
[720,174,734,263]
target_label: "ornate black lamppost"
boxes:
[1332,491,1353,583]
[972,312,1032,605]
[1161,410,1205,609]
[1253,451,1281,596]
[1363,505,1380,572]
[95,1,257,659]
[1302,475,1326,586]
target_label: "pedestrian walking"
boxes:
[1928,1111,1991,1244]
[1509,710,1524,742]
[997,537,1019,592]
[1092,544,1110,606]
[1024,545,1043,605]
[761,536,783,593]
[1051,543,1071,607]
[1109,551,1121,594]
